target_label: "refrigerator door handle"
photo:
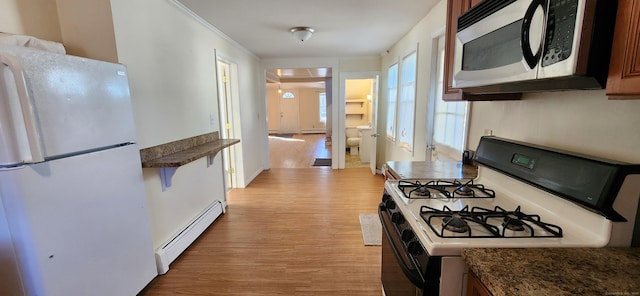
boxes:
[1,53,44,163]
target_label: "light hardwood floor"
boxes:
[269,134,331,168]
[139,136,385,295]
[269,133,368,169]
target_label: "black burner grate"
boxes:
[398,179,495,199]
[419,205,563,238]
[472,205,564,238]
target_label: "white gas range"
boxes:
[379,136,640,296]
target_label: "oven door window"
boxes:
[382,233,422,295]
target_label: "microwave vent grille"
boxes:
[459,0,517,31]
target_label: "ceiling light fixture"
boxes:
[290,27,315,42]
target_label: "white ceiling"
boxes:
[266,67,332,82]
[176,0,440,59]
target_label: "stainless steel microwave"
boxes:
[452,0,618,94]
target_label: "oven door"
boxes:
[379,205,426,296]
[453,0,546,88]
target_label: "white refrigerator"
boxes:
[0,45,157,295]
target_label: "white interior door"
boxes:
[216,58,236,190]
[369,76,379,174]
[279,89,299,133]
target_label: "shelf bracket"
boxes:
[207,154,214,167]
[160,167,179,191]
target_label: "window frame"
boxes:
[397,50,418,152]
[319,92,327,123]
[385,63,399,142]
[431,37,470,161]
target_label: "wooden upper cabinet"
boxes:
[443,0,521,101]
[607,0,640,99]
[443,0,471,101]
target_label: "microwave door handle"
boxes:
[521,0,547,69]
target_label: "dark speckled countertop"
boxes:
[139,131,239,168]
[384,160,478,179]
[462,248,640,296]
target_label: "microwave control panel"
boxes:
[542,0,578,67]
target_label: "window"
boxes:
[386,64,398,141]
[282,91,295,99]
[397,51,417,152]
[433,100,468,157]
[319,92,326,123]
[432,45,469,160]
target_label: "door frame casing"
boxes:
[261,58,340,169]
[215,51,242,189]
[339,71,380,170]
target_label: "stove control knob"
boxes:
[401,229,414,242]
[391,212,405,225]
[382,192,391,203]
[384,198,396,210]
[407,241,424,256]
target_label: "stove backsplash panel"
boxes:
[475,136,640,222]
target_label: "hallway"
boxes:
[268,133,368,169]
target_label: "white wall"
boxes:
[56,0,118,62]
[468,90,640,163]
[345,79,373,127]
[379,0,447,163]
[233,53,268,185]
[107,0,266,246]
[0,0,62,42]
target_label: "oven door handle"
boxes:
[378,205,425,287]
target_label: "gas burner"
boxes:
[451,180,496,198]
[443,214,470,233]
[397,179,495,199]
[502,214,525,231]
[398,180,458,199]
[420,205,500,238]
[414,183,437,197]
[472,206,564,238]
[454,186,474,196]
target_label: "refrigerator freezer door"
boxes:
[0,45,138,162]
[0,144,157,295]
[0,193,25,295]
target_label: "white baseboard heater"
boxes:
[154,200,224,274]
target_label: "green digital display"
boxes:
[512,154,535,169]
[516,156,530,165]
